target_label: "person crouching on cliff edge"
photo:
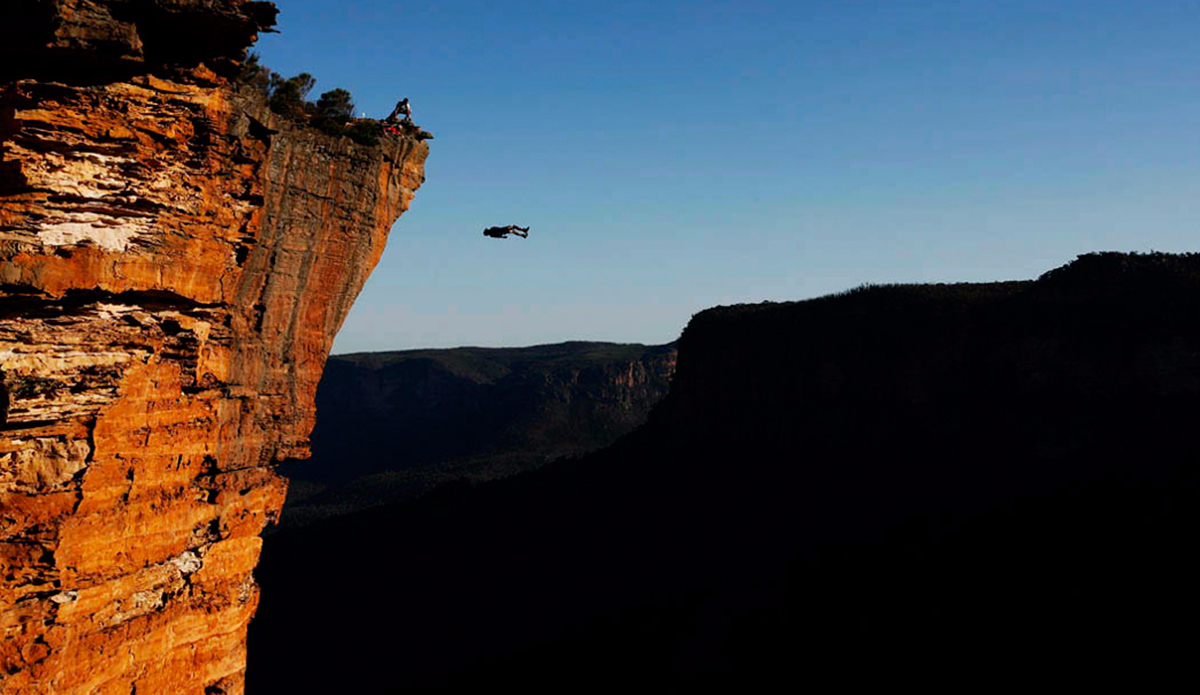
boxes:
[386,98,412,124]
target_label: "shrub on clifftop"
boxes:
[316,88,355,120]
[268,72,316,119]
[238,53,388,147]
[311,87,357,139]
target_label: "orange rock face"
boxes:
[0,2,427,692]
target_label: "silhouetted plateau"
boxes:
[251,252,1197,692]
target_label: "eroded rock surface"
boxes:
[0,2,428,692]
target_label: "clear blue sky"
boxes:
[252,0,1200,353]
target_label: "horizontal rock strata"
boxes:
[0,1,428,692]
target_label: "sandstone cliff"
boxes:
[0,2,428,692]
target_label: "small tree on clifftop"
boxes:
[268,72,316,119]
[316,88,355,120]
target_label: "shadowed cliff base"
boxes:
[251,252,1197,692]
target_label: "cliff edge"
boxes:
[0,2,428,692]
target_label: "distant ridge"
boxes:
[280,340,677,523]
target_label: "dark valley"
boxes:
[250,252,1197,692]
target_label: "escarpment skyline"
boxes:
[0,1,427,692]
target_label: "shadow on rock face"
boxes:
[0,0,279,83]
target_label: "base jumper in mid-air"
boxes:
[483,225,530,239]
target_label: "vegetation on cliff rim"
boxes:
[239,52,432,146]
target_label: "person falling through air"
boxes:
[483,225,530,239]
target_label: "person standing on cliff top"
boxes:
[386,98,412,123]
